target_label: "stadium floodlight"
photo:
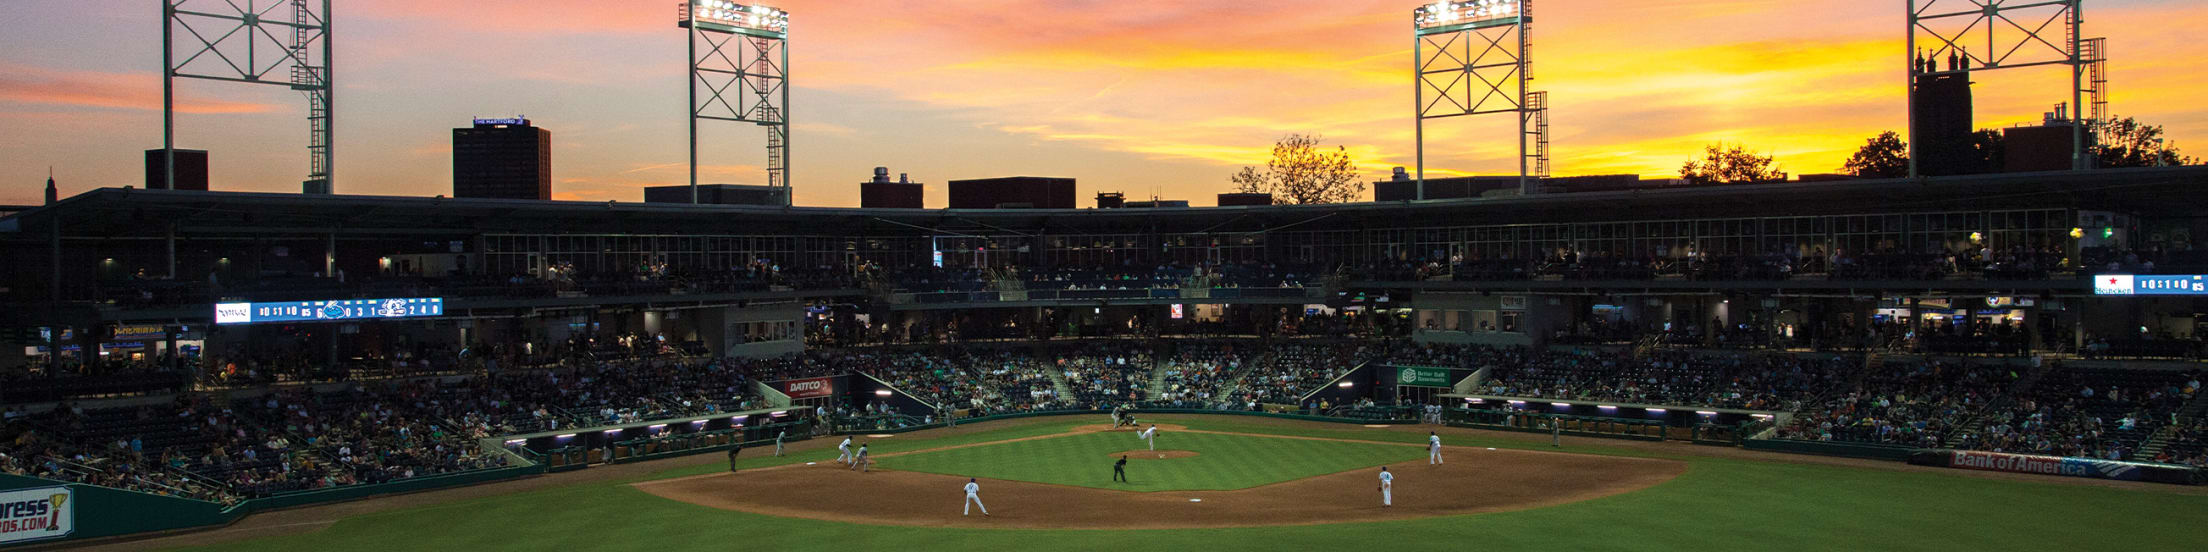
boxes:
[875,390,893,396]
[682,1,788,34]
[1411,0,1547,198]
[1414,0,1521,31]
[1695,411,1718,416]
[678,1,790,204]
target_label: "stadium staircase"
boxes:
[1145,360,1173,399]
[2138,392,2208,459]
[1045,368,1074,403]
[1940,359,2056,448]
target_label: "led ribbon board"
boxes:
[2093,274,2208,295]
[214,298,444,325]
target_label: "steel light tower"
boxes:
[1906,0,2104,177]
[679,1,790,205]
[163,0,333,193]
[1413,0,1547,199]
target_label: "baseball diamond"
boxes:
[8,2,2208,549]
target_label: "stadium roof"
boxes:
[6,166,2205,239]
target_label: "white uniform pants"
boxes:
[838,446,850,463]
[964,493,988,515]
[1382,484,1392,506]
[1145,435,1155,450]
[1430,446,1443,464]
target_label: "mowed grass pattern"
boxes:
[877,430,1426,491]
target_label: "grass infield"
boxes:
[176,415,2208,552]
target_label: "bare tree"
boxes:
[1680,142,1784,185]
[1231,134,1366,204]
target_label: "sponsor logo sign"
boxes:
[783,377,835,399]
[0,487,72,544]
[1397,367,1452,388]
[1947,450,2144,481]
[2094,274,2208,295]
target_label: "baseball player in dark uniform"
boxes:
[1112,455,1128,483]
[727,442,742,472]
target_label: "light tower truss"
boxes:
[162,0,332,193]
[1413,0,1544,199]
[679,1,790,205]
[1906,0,2104,176]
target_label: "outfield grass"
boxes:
[178,416,2208,552]
[877,430,1425,490]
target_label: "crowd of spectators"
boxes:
[1481,349,1848,411]
[1951,367,2197,461]
[1781,360,2017,447]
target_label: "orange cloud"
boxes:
[0,63,280,114]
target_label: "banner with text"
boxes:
[0,486,72,545]
[1397,367,1452,387]
[1908,449,2203,486]
[782,377,836,399]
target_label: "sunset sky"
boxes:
[1,0,2202,207]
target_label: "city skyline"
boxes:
[1,0,2202,207]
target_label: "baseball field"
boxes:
[113,414,2208,551]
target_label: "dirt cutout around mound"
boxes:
[1106,450,1198,460]
[636,434,1685,529]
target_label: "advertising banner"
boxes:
[1397,367,1452,387]
[2093,274,2208,295]
[0,486,72,545]
[1909,449,2203,486]
[782,377,835,399]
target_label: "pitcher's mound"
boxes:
[1106,450,1197,460]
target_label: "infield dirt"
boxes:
[633,429,1686,529]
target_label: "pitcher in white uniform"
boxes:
[1378,467,1394,507]
[963,478,990,516]
[1139,425,1158,451]
[1428,432,1443,465]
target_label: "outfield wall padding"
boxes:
[0,473,231,546]
[1743,439,1919,461]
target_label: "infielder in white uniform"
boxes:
[1138,425,1158,451]
[774,430,786,457]
[1428,431,1443,465]
[963,478,990,516]
[1378,467,1394,507]
[836,436,853,464]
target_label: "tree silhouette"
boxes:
[1842,131,1909,179]
[2096,116,2196,168]
[1231,134,1365,204]
[1680,142,1784,185]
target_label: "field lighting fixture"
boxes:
[1414,0,1520,31]
[162,0,333,194]
[1411,0,1547,198]
[678,1,791,204]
